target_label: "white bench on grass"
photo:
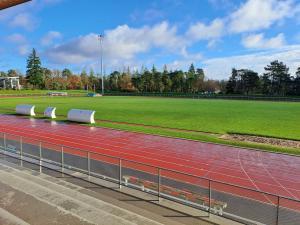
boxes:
[16,105,35,116]
[44,107,56,119]
[47,92,68,96]
[67,109,95,124]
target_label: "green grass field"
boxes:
[0,95,299,154]
[0,89,87,95]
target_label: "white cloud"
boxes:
[147,22,185,50]
[207,39,220,49]
[203,45,300,79]
[22,0,300,76]
[229,0,294,33]
[45,22,186,67]
[9,13,37,30]
[41,31,62,46]
[0,0,62,30]
[6,33,27,43]
[6,33,30,56]
[242,33,286,49]
[186,18,224,41]
[167,52,203,71]
[43,19,299,76]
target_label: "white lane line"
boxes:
[238,149,273,204]
[257,151,298,200]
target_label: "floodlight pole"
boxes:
[98,34,104,95]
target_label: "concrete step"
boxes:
[0,208,30,225]
[0,163,164,225]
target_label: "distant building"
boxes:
[0,77,21,89]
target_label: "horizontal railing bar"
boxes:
[1,131,300,203]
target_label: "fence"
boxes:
[0,131,299,225]
[105,92,300,102]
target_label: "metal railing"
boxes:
[0,131,299,225]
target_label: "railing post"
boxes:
[20,136,23,166]
[209,180,211,217]
[39,142,42,173]
[87,152,90,178]
[61,146,64,174]
[3,133,6,151]
[158,168,161,202]
[119,158,122,189]
[276,196,280,225]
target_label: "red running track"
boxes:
[0,114,300,205]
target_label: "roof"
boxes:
[0,0,31,10]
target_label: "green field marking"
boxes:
[0,95,299,154]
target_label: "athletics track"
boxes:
[0,114,299,211]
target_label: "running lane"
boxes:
[0,114,299,202]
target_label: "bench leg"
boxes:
[123,177,129,186]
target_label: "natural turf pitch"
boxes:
[0,96,299,153]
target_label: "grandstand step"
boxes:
[0,162,164,225]
[0,207,30,225]
[0,156,242,225]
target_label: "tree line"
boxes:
[226,61,300,96]
[1,48,300,96]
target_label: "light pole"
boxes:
[98,34,104,95]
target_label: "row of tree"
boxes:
[107,64,222,93]
[226,61,300,96]
[2,48,222,93]
[1,48,300,96]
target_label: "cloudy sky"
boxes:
[1,0,300,79]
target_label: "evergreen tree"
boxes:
[62,68,72,78]
[226,68,237,94]
[295,67,300,96]
[152,65,163,92]
[26,48,44,88]
[240,69,259,95]
[188,63,196,74]
[131,70,142,92]
[186,63,196,92]
[264,60,291,96]
[80,70,88,89]
[260,74,271,95]
[162,65,172,92]
[108,71,120,91]
[296,67,300,77]
[89,69,95,77]
[101,61,297,96]
[171,70,185,92]
[193,68,205,92]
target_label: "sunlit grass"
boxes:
[0,96,299,154]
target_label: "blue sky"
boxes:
[1,0,300,79]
